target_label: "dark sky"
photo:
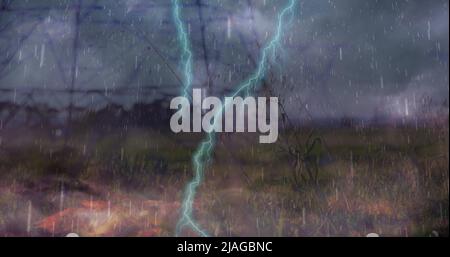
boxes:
[0,0,448,120]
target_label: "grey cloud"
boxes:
[0,0,447,120]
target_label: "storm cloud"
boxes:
[0,0,448,121]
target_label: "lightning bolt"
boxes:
[172,0,296,236]
[172,0,194,99]
[171,0,210,237]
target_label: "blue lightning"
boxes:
[171,0,209,237]
[173,0,296,236]
[172,0,194,98]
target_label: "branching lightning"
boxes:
[172,0,296,236]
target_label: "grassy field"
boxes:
[0,123,448,236]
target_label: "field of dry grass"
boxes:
[0,123,448,236]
